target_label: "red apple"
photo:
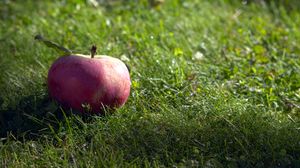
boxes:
[47,47,130,114]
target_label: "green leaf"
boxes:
[34,35,72,55]
[174,47,183,56]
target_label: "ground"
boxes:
[0,0,300,167]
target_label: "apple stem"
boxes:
[91,45,97,58]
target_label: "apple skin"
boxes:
[47,54,131,114]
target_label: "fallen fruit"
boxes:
[36,36,130,114]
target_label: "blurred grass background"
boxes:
[0,0,300,167]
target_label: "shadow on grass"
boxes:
[0,92,97,140]
[0,93,59,139]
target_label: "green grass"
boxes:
[1,0,300,167]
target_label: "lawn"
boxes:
[0,0,300,167]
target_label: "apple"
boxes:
[47,45,131,114]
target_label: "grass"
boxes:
[0,0,300,167]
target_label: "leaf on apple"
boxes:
[34,35,72,55]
